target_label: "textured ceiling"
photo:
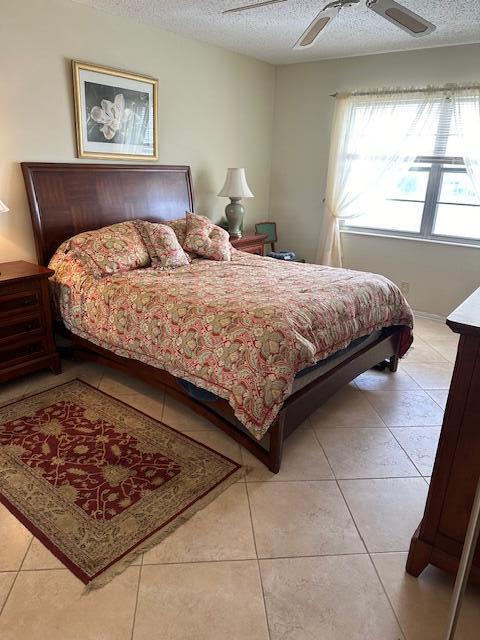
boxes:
[74,0,480,64]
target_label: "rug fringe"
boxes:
[84,465,245,592]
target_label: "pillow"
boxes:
[136,220,190,270]
[166,218,187,247]
[183,212,231,261]
[70,221,150,278]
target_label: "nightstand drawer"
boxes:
[0,316,43,342]
[230,233,267,256]
[240,244,263,255]
[0,261,61,383]
[0,338,47,366]
[0,290,40,318]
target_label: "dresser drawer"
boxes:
[0,338,47,366]
[0,289,40,318]
[0,315,43,343]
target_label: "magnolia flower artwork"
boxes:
[90,93,130,141]
[73,61,158,160]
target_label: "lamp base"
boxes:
[225,198,244,239]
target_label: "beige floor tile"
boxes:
[247,481,364,558]
[309,383,384,428]
[372,552,480,640]
[294,416,313,429]
[0,505,32,571]
[355,368,421,392]
[0,378,29,405]
[315,427,419,479]
[133,561,269,640]
[24,360,104,394]
[183,429,243,466]
[364,389,444,427]
[142,484,256,564]
[21,538,142,571]
[99,368,160,397]
[69,361,105,387]
[112,389,165,421]
[413,317,452,340]
[260,555,404,640]
[401,362,454,390]
[21,538,64,571]
[242,428,333,482]
[0,572,16,610]
[390,427,441,476]
[401,341,449,363]
[162,395,217,431]
[410,334,427,345]
[0,566,139,640]
[426,388,449,410]
[339,478,428,553]
[428,337,459,363]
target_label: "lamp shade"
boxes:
[0,200,9,213]
[218,168,254,199]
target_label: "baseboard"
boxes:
[413,309,446,323]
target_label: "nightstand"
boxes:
[230,233,268,256]
[0,261,61,383]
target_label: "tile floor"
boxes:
[0,316,479,639]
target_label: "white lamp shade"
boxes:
[0,200,9,213]
[218,168,254,198]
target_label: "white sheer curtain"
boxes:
[317,91,442,266]
[452,88,480,201]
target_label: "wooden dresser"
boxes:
[230,233,267,256]
[406,287,480,584]
[0,261,61,383]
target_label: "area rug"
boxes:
[0,379,242,588]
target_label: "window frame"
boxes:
[340,99,480,247]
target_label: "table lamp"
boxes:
[0,200,9,275]
[218,168,254,239]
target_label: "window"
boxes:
[341,97,480,245]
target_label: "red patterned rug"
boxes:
[0,380,241,587]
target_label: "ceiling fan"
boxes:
[222,0,436,49]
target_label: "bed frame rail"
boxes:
[64,326,401,473]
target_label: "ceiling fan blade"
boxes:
[222,0,288,14]
[366,0,436,37]
[293,6,340,49]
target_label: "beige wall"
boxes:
[0,0,275,262]
[270,44,480,317]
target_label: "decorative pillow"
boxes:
[136,220,190,269]
[70,221,150,278]
[166,218,187,247]
[183,212,231,261]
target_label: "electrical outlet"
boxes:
[400,281,410,295]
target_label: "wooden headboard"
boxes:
[22,163,195,265]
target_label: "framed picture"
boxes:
[72,60,158,160]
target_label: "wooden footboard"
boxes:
[61,325,402,473]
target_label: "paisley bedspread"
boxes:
[50,248,413,439]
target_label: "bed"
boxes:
[22,162,413,472]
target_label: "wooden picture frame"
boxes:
[72,60,158,161]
